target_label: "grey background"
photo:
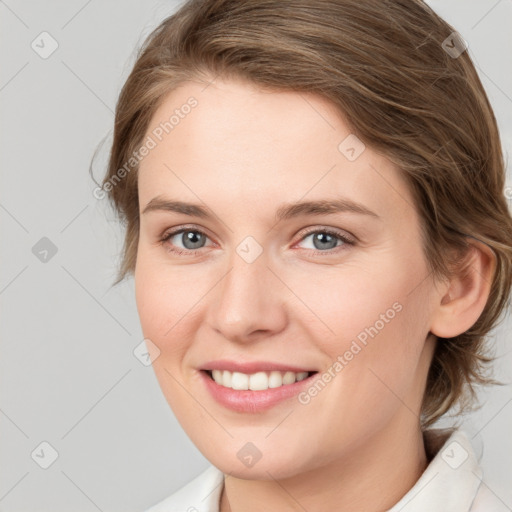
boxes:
[1,1,511,511]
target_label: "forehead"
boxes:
[138,77,415,224]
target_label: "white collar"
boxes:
[388,428,482,511]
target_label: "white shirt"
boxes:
[144,429,507,511]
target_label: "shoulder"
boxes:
[143,465,225,512]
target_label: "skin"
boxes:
[134,76,495,512]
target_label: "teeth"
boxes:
[231,371,249,390]
[209,370,310,390]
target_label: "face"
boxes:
[135,76,440,479]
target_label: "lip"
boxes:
[199,369,318,413]
[200,359,316,373]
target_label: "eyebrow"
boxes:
[142,196,380,221]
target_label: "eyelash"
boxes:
[158,225,355,257]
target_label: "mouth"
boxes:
[201,369,318,391]
[199,367,319,413]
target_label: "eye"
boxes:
[159,226,355,256]
[159,227,213,255]
[295,228,355,254]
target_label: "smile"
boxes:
[200,369,319,413]
[207,369,314,390]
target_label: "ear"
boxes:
[429,238,496,338]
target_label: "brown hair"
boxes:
[99,0,512,426]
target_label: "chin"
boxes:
[204,444,312,480]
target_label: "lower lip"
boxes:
[199,370,317,413]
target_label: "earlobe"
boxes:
[430,238,496,339]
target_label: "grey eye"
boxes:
[298,231,342,251]
[173,230,208,250]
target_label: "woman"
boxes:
[99,0,512,510]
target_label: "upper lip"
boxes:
[200,360,316,374]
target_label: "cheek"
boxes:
[134,253,198,357]
[283,257,414,353]
[292,253,431,409]
[134,256,203,415]
[135,233,204,318]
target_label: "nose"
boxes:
[206,249,288,343]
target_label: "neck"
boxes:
[220,420,428,512]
